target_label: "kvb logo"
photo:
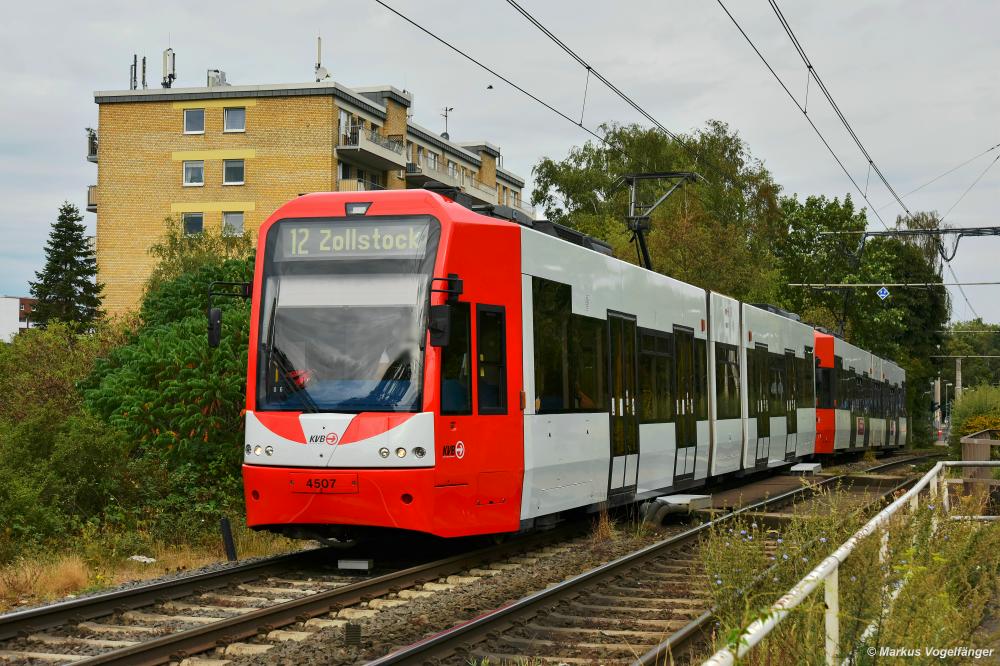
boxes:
[308,432,339,445]
[441,440,466,459]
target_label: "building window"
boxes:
[477,305,507,414]
[417,146,425,165]
[440,302,472,415]
[426,152,437,170]
[223,159,245,185]
[339,161,351,181]
[183,108,205,134]
[223,211,244,235]
[183,160,204,186]
[224,107,246,132]
[182,212,203,235]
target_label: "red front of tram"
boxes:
[240,189,524,540]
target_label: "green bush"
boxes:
[948,385,1000,451]
[0,248,253,563]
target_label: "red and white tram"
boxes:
[223,186,907,541]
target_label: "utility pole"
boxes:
[934,378,942,427]
[956,358,962,399]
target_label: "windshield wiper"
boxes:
[269,345,320,413]
[263,295,319,413]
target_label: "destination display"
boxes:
[277,219,430,260]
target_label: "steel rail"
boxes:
[73,527,577,666]
[0,546,336,641]
[369,453,935,665]
[366,474,852,665]
[633,468,924,666]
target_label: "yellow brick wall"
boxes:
[96,96,336,314]
[384,99,408,190]
[477,154,497,188]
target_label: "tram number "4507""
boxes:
[305,478,336,490]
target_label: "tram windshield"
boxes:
[257,216,440,413]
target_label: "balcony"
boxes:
[512,200,536,219]
[86,129,98,163]
[86,185,97,212]
[464,177,499,205]
[337,178,386,193]
[405,160,459,188]
[336,125,406,171]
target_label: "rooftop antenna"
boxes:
[314,36,330,82]
[129,54,137,90]
[441,106,454,140]
[141,56,147,89]
[161,48,176,88]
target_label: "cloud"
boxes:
[2,0,998,321]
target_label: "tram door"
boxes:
[784,350,798,460]
[608,314,639,493]
[673,328,697,480]
[754,344,771,466]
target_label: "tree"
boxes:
[146,216,254,296]
[30,202,103,328]
[774,196,949,442]
[774,194,868,331]
[531,121,784,302]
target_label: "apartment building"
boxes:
[87,78,533,314]
[0,297,36,343]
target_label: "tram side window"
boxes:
[816,358,835,409]
[833,356,844,409]
[747,346,761,417]
[640,331,673,423]
[532,277,607,413]
[440,302,472,414]
[769,352,785,406]
[694,338,709,419]
[477,305,507,414]
[799,348,815,408]
[715,342,741,420]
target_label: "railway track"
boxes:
[0,452,938,666]
[368,453,939,665]
[0,528,580,666]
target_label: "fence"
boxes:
[702,460,1000,666]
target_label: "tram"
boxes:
[211,185,907,540]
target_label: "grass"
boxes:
[0,522,300,611]
[698,472,1000,664]
[590,505,620,543]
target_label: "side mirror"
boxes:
[428,304,451,347]
[208,307,223,348]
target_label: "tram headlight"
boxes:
[413,447,426,458]
[245,444,252,455]
[264,446,274,456]
[379,447,391,459]
[253,445,263,456]
[395,447,407,458]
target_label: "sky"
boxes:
[1,0,998,322]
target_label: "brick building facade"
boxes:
[88,80,531,314]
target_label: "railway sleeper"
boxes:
[499,635,653,654]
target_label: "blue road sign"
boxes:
[877,286,890,300]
